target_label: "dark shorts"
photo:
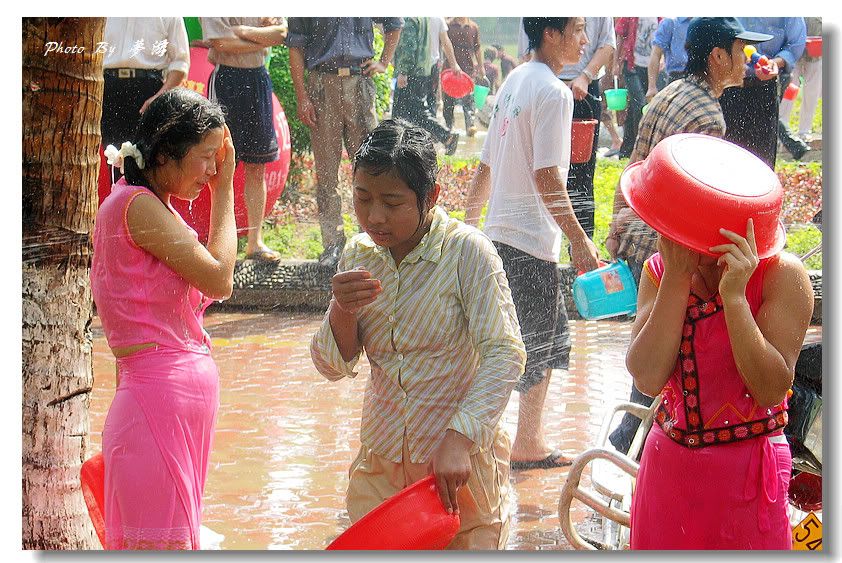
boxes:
[493,242,570,393]
[209,65,279,164]
[101,71,163,148]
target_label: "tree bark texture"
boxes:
[22,17,104,550]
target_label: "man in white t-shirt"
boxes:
[466,17,600,470]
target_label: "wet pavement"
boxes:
[87,310,822,550]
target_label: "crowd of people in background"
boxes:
[92,16,820,551]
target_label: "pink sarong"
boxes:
[630,425,792,549]
[102,346,219,550]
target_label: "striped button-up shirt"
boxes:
[629,74,726,164]
[311,207,526,464]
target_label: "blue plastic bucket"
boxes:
[572,260,638,320]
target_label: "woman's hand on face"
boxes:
[429,430,473,515]
[210,125,235,190]
[331,268,382,315]
[658,236,700,279]
[710,218,759,301]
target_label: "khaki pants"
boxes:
[346,430,512,550]
[307,71,378,248]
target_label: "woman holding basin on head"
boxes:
[621,134,813,549]
[91,88,236,549]
[310,119,526,549]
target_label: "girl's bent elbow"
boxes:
[204,280,233,301]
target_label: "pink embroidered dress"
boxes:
[630,252,792,550]
[91,179,219,550]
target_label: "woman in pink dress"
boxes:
[623,140,814,549]
[91,88,236,549]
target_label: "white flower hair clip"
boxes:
[104,141,145,172]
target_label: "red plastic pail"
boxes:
[571,119,597,164]
[783,81,800,101]
[805,36,822,57]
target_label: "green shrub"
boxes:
[372,27,394,119]
[786,224,822,270]
[268,45,311,155]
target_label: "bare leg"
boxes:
[511,368,568,462]
[602,110,622,150]
[243,162,270,256]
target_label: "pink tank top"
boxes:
[645,253,788,448]
[91,180,213,354]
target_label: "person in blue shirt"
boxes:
[718,17,809,165]
[646,17,691,102]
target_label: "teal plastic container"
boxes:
[572,260,638,320]
[474,84,490,109]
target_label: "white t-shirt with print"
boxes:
[634,17,659,69]
[480,60,573,263]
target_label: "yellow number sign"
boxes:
[793,512,822,551]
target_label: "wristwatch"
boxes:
[581,67,595,81]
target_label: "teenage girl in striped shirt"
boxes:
[311,119,526,549]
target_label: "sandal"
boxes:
[510,449,573,470]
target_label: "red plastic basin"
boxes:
[80,453,107,548]
[620,134,785,258]
[805,36,822,57]
[326,475,460,550]
[440,69,474,99]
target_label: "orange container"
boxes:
[571,119,598,164]
[326,475,460,550]
[80,453,107,548]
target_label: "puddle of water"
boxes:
[87,311,821,550]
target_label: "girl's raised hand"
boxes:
[210,125,235,190]
[657,236,700,279]
[331,268,382,315]
[710,218,759,301]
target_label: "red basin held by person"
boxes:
[97,47,291,243]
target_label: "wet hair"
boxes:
[523,17,570,52]
[684,36,737,78]
[353,119,439,214]
[122,87,226,188]
[484,47,497,61]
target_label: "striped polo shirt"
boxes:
[311,206,526,464]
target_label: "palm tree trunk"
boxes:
[22,17,104,550]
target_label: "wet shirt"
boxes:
[286,17,404,70]
[630,74,725,164]
[91,181,213,354]
[310,207,526,464]
[480,61,574,263]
